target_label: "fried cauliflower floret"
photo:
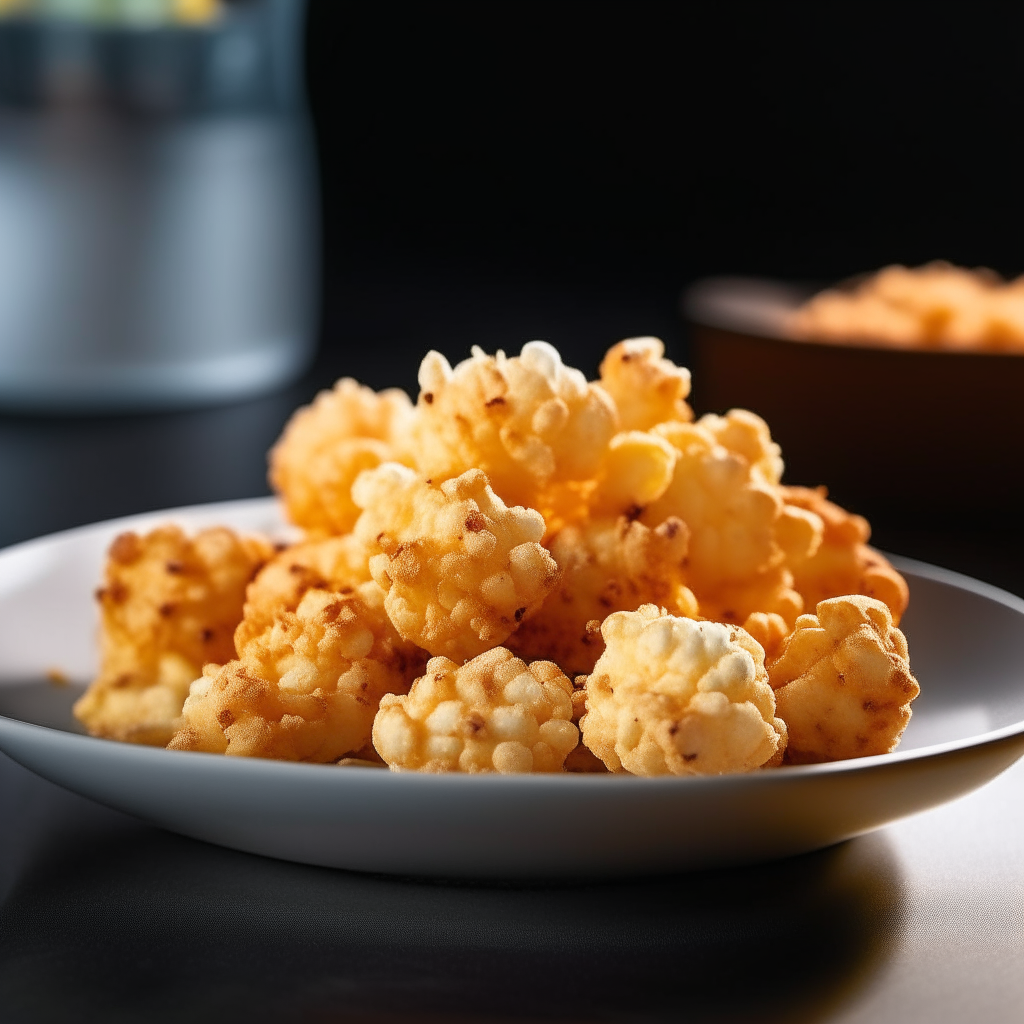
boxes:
[169,587,422,761]
[741,611,792,663]
[269,378,415,536]
[769,595,919,763]
[644,421,785,589]
[74,526,274,746]
[234,534,372,650]
[640,417,822,625]
[507,514,698,676]
[588,430,678,518]
[597,337,692,431]
[781,486,909,623]
[372,647,578,773]
[699,409,784,486]
[353,464,559,660]
[696,565,804,631]
[789,261,1024,351]
[580,605,786,775]
[411,341,617,509]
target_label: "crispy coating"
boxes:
[781,486,909,623]
[235,534,372,651]
[411,341,617,509]
[353,464,559,660]
[644,420,784,588]
[597,337,692,431]
[769,595,919,762]
[269,378,415,536]
[741,611,792,663]
[580,605,787,775]
[507,514,698,676]
[589,430,678,519]
[372,647,578,772]
[641,416,823,628]
[696,565,804,630]
[169,587,423,761]
[74,526,274,746]
[699,409,784,486]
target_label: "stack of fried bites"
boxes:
[74,338,919,775]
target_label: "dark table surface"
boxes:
[1,264,1023,1023]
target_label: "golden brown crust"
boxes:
[597,337,692,431]
[353,464,559,660]
[769,595,919,762]
[411,342,617,509]
[781,486,909,624]
[506,514,697,676]
[169,587,425,762]
[74,526,274,746]
[579,605,787,776]
[372,648,578,773]
[269,378,415,536]
[234,534,372,651]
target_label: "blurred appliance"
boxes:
[0,0,317,412]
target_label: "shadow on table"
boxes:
[0,823,904,1024]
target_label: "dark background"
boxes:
[2,4,1024,561]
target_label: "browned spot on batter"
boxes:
[423,392,434,404]
[201,628,215,642]
[465,512,487,532]
[217,708,235,727]
[514,606,526,622]
[462,712,486,736]
[165,560,184,575]
[109,533,141,564]
[159,603,175,618]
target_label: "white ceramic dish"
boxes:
[1,499,1023,878]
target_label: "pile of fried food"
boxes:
[789,261,1024,351]
[74,338,919,775]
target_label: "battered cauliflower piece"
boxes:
[597,337,692,431]
[74,526,274,746]
[781,486,909,623]
[696,565,804,633]
[412,341,617,510]
[580,605,787,775]
[507,514,698,676]
[741,611,792,663]
[641,417,822,625]
[789,261,1024,351]
[269,378,415,536]
[588,430,678,519]
[372,647,578,773]
[169,587,422,761]
[699,409,784,486]
[769,595,919,762]
[234,534,372,650]
[644,420,786,590]
[353,464,559,660]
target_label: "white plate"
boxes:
[1,498,1023,878]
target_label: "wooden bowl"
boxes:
[683,277,1024,528]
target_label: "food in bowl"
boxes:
[74,337,919,774]
[788,261,1024,350]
